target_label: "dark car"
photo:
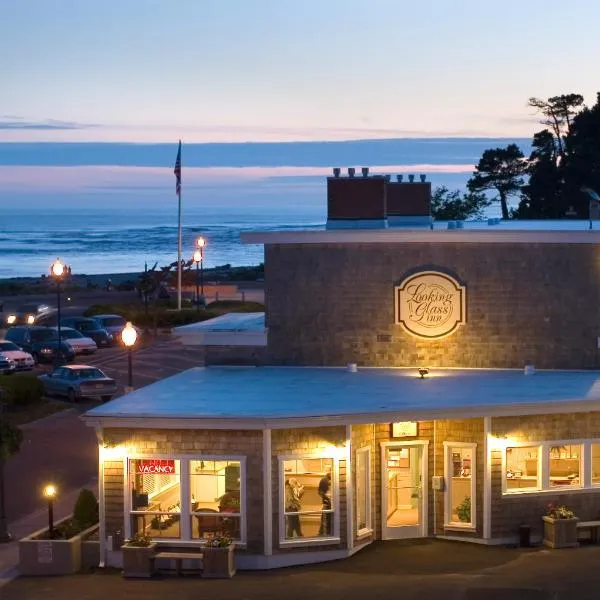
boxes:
[91,314,141,341]
[5,303,56,326]
[4,326,76,364]
[39,365,117,402]
[60,317,114,347]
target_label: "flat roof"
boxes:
[175,312,265,333]
[241,221,600,245]
[84,367,600,429]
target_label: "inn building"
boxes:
[85,168,600,569]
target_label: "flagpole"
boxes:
[175,140,183,311]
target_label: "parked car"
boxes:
[38,365,117,402]
[0,340,35,371]
[4,326,75,364]
[91,314,141,341]
[0,354,16,375]
[60,317,114,347]
[49,327,97,354]
[5,303,56,326]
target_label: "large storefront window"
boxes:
[592,444,600,485]
[548,444,581,488]
[129,459,181,539]
[505,446,539,492]
[281,457,335,542]
[444,443,476,529]
[356,448,371,534]
[190,459,242,540]
[128,457,244,543]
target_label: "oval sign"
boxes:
[395,271,466,339]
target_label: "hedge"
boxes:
[0,373,45,408]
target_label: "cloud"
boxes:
[0,116,98,131]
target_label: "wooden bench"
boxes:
[576,520,600,543]
[155,551,204,576]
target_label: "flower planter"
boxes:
[121,542,157,578]
[202,544,236,579]
[543,516,579,548]
[18,517,98,576]
[81,525,100,570]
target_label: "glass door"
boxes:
[381,443,427,539]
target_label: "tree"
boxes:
[431,186,490,221]
[467,144,527,219]
[0,392,23,542]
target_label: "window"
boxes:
[281,457,336,542]
[592,444,600,485]
[190,460,242,541]
[548,444,581,488]
[505,446,539,492]
[444,443,476,529]
[355,448,371,535]
[129,459,181,539]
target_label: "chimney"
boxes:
[333,167,341,178]
[420,174,426,182]
[408,174,415,183]
[386,175,432,229]
[326,168,388,230]
[384,174,391,182]
[396,175,403,183]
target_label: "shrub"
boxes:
[73,488,99,530]
[0,374,45,408]
[207,301,265,312]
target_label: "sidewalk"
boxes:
[0,479,98,589]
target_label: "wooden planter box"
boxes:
[121,542,157,578]
[202,544,236,579]
[543,516,579,548]
[18,518,98,576]
[81,525,100,570]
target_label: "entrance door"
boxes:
[381,443,428,539]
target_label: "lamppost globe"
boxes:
[122,322,137,347]
[43,484,57,499]
[193,249,202,263]
[196,237,206,249]
[51,258,64,278]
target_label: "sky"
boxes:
[0,0,599,209]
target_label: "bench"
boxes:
[576,520,600,543]
[155,551,204,576]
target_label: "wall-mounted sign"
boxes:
[136,459,176,475]
[391,421,418,438]
[395,271,466,339]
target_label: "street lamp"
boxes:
[50,258,69,366]
[193,249,203,311]
[195,237,206,307]
[43,484,57,539]
[122,322,137,393]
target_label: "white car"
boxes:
[0,340,35,371]
[50,327,97,355]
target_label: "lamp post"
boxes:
[43,484,57,538]
[0,391,10,543]
[50,258,68,366]
[122,322,137,394]
[196,237,206,305]
[193,249,202,311]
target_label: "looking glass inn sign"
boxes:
[395,271,466,339]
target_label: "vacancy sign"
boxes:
[136,459,176,475]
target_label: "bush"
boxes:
[0,374,45,408]
[73,488,99,530]
[207,301,264,312]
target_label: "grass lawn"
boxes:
[3,398,70,426]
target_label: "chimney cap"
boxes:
[361,167,369,178]
[332,167,341,178]
[396,174,403,182]
[420,174,426,182]
[348,167,356,177]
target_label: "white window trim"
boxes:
[123,453,247,546]
[443,442,477,531]
[501,439,592,496]
[355,446,372,537]
[278,454,341,548]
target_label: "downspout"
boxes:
[433,419,437,537]
[345,425,354,550]
[483,417,492,541]
[96,427,106,568]
[263,429,272,556]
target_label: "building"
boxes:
[85,168,600,569]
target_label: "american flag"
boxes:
[174,140,181,195]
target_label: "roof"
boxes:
[241,221,600,245]
[173,313,266,346]
[83,366,600,429]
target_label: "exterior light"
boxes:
[50,257,69,366]
[26,315,35,325]
[196,237,206,249]
[193,249,202,263]
[121,322,137,347]
[43,484,57,539]
[43,484,57,499]
[193,239,206,310]
[418,368,429,379]
[6,315,15,325]
[50,258,64,278]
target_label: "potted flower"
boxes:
[121,532,157,578]
[202,532,236,579]
[543,503,579,548]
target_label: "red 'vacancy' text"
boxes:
[136,460,175,475]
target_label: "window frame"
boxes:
[443,441,477,531]
[355,446,372,537]
[278,454,341,547]
[502,442,542,494]
[124,453,247,546]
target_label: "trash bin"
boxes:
[519,524,531,547]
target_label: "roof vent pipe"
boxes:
[333,167,341,178]
[361,167,369,178]
[347,363,358,373]
[396,174,403,182]
[420,174,426,182]
[348,167,355,177]
[408,174,415,183]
